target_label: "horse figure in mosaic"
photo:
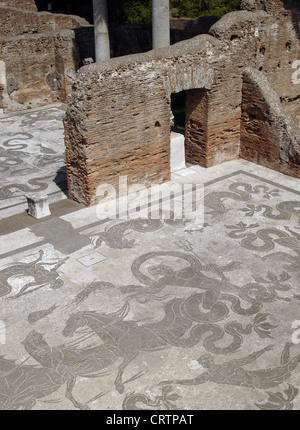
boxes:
[0,328,117,410]
[20,330,119,410]
[0,354,62,410]
[62,296,273,394]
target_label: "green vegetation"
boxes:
[109,0,241,24]
[35,0,241,25]
[109,0,152,25]
[170,0,241,19]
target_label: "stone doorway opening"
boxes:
[171,91,186,134]
[170,89,207,175]
[170,91,186,173]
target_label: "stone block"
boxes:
[26,193,51,219]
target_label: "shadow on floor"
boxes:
[53,165,68,197]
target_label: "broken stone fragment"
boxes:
[83,58,94,66]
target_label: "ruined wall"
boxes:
[253,12,300,125]
[0,6,40,37]
[1,31,79,107]
[65,0,299,205]
[64,37,216,205]
[65,70,171,205]
[0,2,226,112]
[0,1,90,111]
[241,67,300,176]
[220,1,300,129]
[73,17,219,67]
[65,29,251,204]
[0,0,37,12]
[185,89,209,166]
[0,6,87,38]
[110,17,218,58]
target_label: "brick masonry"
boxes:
[64,0,299,205]
[0,0,37,12]
[0,0,90,111]
[0,3,219,112]
[241,67,300,176]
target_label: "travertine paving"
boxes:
[0,131,299,409]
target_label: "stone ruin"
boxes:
[0,0,299,206]
[0,0,218,113]
[0,0,90,111]
[64,0,300,206]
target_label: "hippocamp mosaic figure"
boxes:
[0,329,112,410]
[90,217,186,250]
[21,330,115,410]
[0,354,62,410]
[0,250,67,299]
[62,295,275,394]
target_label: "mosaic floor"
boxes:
[0,145,299,409]
[0,104,67,220]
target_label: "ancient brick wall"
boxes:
[37,12,89,33]
[0,0,37,12]
[1,31,79,107]
[64,37,217,205]
[208,4,300,145]
[0,6,89,39]
[64,30,248,203]
[65,0,299,205]
[185,89,209,166]
[241,67,300,177]
[64,57,173,205]
[0,1,90,111]
[240,0,285,12]
[0,6,40,37]
[252,12,300,127]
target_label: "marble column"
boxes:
[93,0,110,62]
[152,0,170,49]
